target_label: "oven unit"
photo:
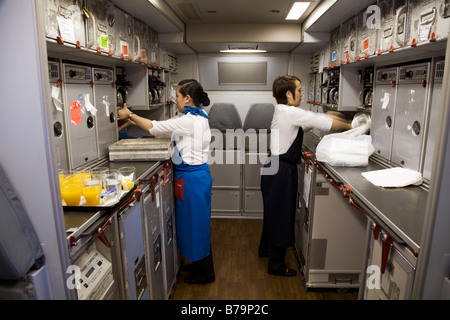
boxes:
[92,67,118,158]
[423,58,445,181]
[371,66,399,162]
[391,61,431,171]
[47,59,69,171]
[62,62,98,169]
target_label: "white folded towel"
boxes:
[361,167,423,188]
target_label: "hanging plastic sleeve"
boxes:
[103,99,110,116]
[51,85,63,111]
[84,93,97,116]
[56,16,75,43]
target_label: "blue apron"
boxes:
[173,107,212,262]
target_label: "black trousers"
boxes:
[258,225,288,273]
[190,247,215,281]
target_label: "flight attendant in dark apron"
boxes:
[117,79,214,284]
[259,75,352,276]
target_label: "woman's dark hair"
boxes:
[177,79,210,107]
[272,75,301,104]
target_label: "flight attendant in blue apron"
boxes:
[259,75,352,276]
[117,79,214,284]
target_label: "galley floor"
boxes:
[170,218,358,300]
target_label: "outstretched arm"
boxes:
[326,111,352,131]
[117,103,154,132]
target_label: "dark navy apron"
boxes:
[173,107,212,262]
[260,126,304,248]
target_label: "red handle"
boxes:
[135,188,141,202]
[372,223,381,240]
[94,218,112,248]
[70,235,77,247]
[150,174,159,202]
[349,198,366,213]
[163,161,172,186]
[342,184,351,197]
[119,195,135,211]
[330,178,342,191]
[430,32,436,42]
[381,234,393,274]
[315,161,326,174]
[304,152,312,173]
[163,165,168,186]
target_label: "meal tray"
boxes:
[62,186,136,211]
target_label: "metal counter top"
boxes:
[303,132,428,253]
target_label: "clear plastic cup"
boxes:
[102,173,121,203]
[90,167,109,180]
[82,179,102,206]
[74,170,91,183]
[61,179,82,206]
[58,170,69,183]
[118,166,136,191]
[109,169,119,176]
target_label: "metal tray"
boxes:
[108,138,173,161]
[63,186,136,211]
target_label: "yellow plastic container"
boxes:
[61,182,82,206]
[83,185,102,206]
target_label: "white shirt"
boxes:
[150,112,211,165]
[270,104,333,155]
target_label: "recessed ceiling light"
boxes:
[286,2,311,20]
[220,49,267,53]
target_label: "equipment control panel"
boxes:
[64,64,92,82]
[93,68,114,82]
[74,242,113,300]
[377,68,398,82]
[399,64,428,80]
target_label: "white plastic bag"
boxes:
[315,126,375,167]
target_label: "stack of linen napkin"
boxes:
[361,167,423,188]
